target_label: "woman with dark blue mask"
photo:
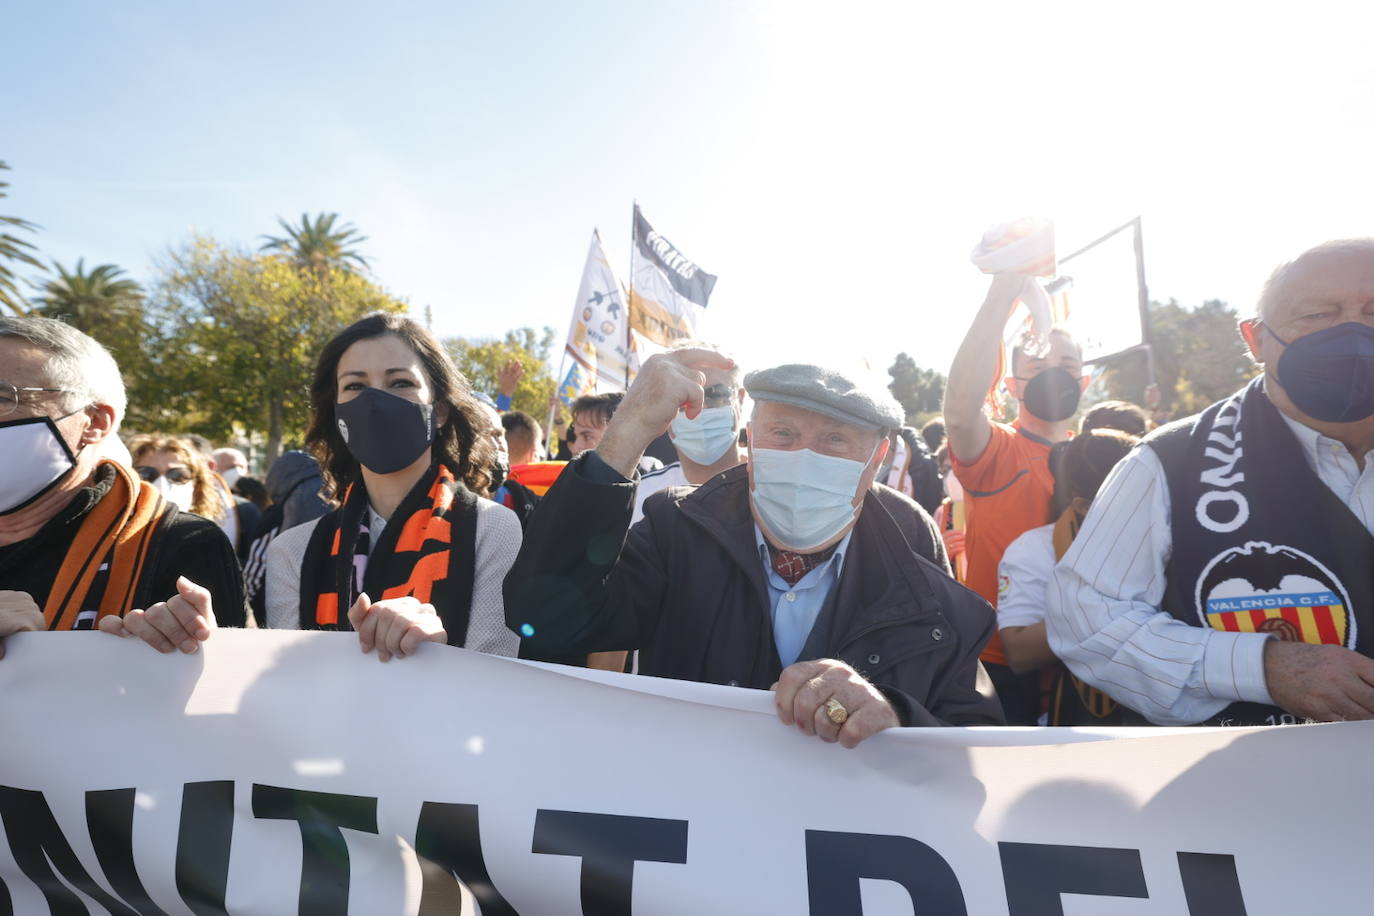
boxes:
[263,314,522,661]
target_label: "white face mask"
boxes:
[669,406,738,466]
[749,444,875,552]
[151,475,195,512]
[219,467,242,488]
[0,416,79,514]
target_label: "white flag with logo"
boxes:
[564,230,630,391]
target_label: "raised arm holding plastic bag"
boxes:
[942,218,1089,724]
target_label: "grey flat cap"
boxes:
[744,364,905,431]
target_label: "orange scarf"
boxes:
[42,459,168,630]
[1049,496,1121,724]
[1051,497,1090,561]
[300,464,478,645]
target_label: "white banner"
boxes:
[1,630,1369,914]
[564,230,630,391]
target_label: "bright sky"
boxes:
[8,0,1374,386]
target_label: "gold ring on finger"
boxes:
[824,697,849,726]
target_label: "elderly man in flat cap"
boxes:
[505,349,1002,746]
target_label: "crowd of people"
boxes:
[2,237,1371,745]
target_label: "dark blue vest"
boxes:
[1149,377,1374,726]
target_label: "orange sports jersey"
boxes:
[950,421,1057,666]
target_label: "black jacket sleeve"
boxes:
[147,511,248,628]
[504,453,667,660]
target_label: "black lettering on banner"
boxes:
[804,830,967,915]
[251,784,378,915]
[1177,851,1248,915]
[176,781,235,916]
[413,801,518,916]
[999,842,1148,916]
[0,785,141,915]
[531,810,688,916]
[85,789,172,915]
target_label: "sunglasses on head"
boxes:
[136,466,194,485]
[702,384,736,407]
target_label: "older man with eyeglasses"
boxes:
[0,317,245,660]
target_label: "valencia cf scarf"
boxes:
[298,464,478,646]
[1150,376,1374,726]
[43,459,174,630]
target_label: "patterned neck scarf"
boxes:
[298,464,478,645]
[766,541,840,587]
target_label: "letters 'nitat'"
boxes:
[0,783,1247,915]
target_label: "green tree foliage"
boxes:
[445,326,558,417]
[1099,299,1260,420]
[887,352,947,424]
[137,237,406,462]
[30,259,145,371]
[260,212,369,276]
[0,161,44,315]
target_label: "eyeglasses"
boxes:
[0,380,75,417]
[702,384,736,408]
[136,466,194,485]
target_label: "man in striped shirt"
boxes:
[1047,240,1374,726]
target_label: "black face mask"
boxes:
[334,387,435,475]
[1018,367,1082,423]
[489,456,509,492]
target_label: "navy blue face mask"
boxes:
[334,387,436,474]
[1268,322,1374,423]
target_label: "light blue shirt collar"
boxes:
[754,526,853,666]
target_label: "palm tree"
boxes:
[31,259,143,323]
[31,260,145,365]
[0,161,45,315]
[260,212,370,275]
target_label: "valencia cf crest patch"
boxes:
[1194,541,1354,648]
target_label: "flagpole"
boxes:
[546,351,567,461]
[626,201,637,391]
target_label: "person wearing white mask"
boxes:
[631,340,746,524]
[211,447,248,488]
[130,435,224,518]
[506,353,1002,746]
[0,317,245,660]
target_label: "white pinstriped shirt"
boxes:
[1046,411,1374,725]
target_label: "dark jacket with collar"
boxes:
[504,455,1002,726]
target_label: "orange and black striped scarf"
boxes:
[298,464,478,645]
[43,459,171,630]
[1047,497,1123,725]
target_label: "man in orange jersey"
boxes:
[944,274,1089,724]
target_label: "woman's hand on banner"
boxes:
[99,576,217,653]
[771,659,900,748]
[348,593,447,662]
